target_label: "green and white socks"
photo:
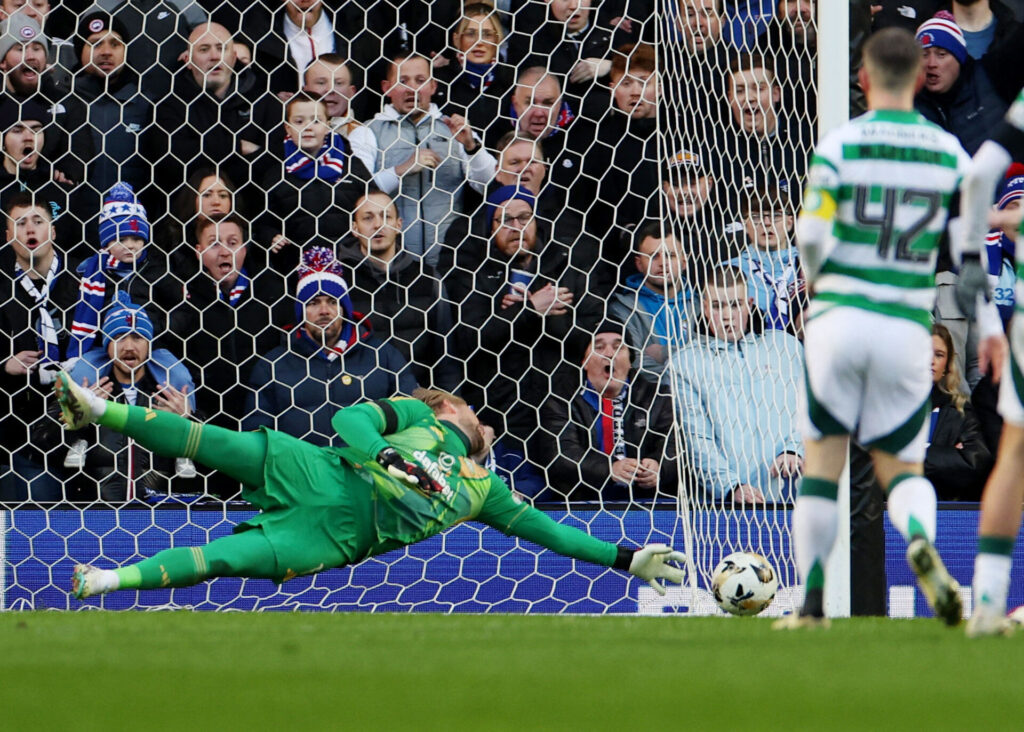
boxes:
[792,478,839,616]
[887,474,937,544]
[973,537,1014,617]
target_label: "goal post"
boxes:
[817,0,852,619]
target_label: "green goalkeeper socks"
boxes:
[97,403,267,487]
[114,531,280,590]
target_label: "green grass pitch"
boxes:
[2,612,1022,730]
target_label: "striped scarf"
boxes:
[220,270,250,307]
[284,132,349,182]
[69,251,145,358]
[581,381,628,462]
[14,254,62,366]
[460,59,496,90]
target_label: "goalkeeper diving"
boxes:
[57,376,685,599]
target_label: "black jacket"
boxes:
[536,376,679,501]
[586,114,660,270]
[0,248,79,463]
[718,112,813,212]
[434,60,515,142]
[338,248,460,391]
[169,260,290,429]
[444,232,601,443]
[915,59,1010,155]
[924,386,993,501]
[257,137,371,268]
[71,70,157,209]
[17,76,96,185]
[508,17,619,120]
[155,68,277,196]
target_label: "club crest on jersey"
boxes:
[438,453,456,471]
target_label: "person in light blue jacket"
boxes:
[726,186,803,334]
[666,266,803,504]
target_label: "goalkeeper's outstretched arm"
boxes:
[477,483,686,595]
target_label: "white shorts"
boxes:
[998,315,1024,427]
[799,307,932,462]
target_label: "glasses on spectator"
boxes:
[460,28,498,41]
[499,213,533,228]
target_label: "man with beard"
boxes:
[0,11,93,184]
[445,185,600,451]
[62,381,687,601]
[35,294,197,502]
[242,246,417,446]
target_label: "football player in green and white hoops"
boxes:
[776,26,975,629]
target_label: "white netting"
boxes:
[0,0,820,613]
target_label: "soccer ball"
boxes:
[711,551,779,616]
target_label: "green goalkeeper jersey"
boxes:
[327,398,620,568]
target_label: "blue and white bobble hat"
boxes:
[915,13,968,66]
[99,182,150,248]
[294,246,354,322]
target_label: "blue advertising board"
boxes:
[1,507,1021,616]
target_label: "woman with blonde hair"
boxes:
[434,3,513,141]
[924,324,992,500]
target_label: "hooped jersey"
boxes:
[801,109,971,329]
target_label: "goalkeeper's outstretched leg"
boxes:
[73,530,281,599]
[55,370,268,488]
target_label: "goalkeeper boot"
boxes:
[907,537,962,627]
[71,564,109,600]
[54,371,102,430]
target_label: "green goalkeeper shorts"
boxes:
[234,428,377,583]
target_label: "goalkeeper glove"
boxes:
[376,448,444,493]
[954,253,990,320]
[616,543,686,596]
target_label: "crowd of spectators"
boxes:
[2,0,1021,506]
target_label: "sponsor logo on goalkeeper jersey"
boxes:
[412,450,454,498]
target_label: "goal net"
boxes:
[0,0,821,614]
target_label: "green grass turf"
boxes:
[2,612,1022,731]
